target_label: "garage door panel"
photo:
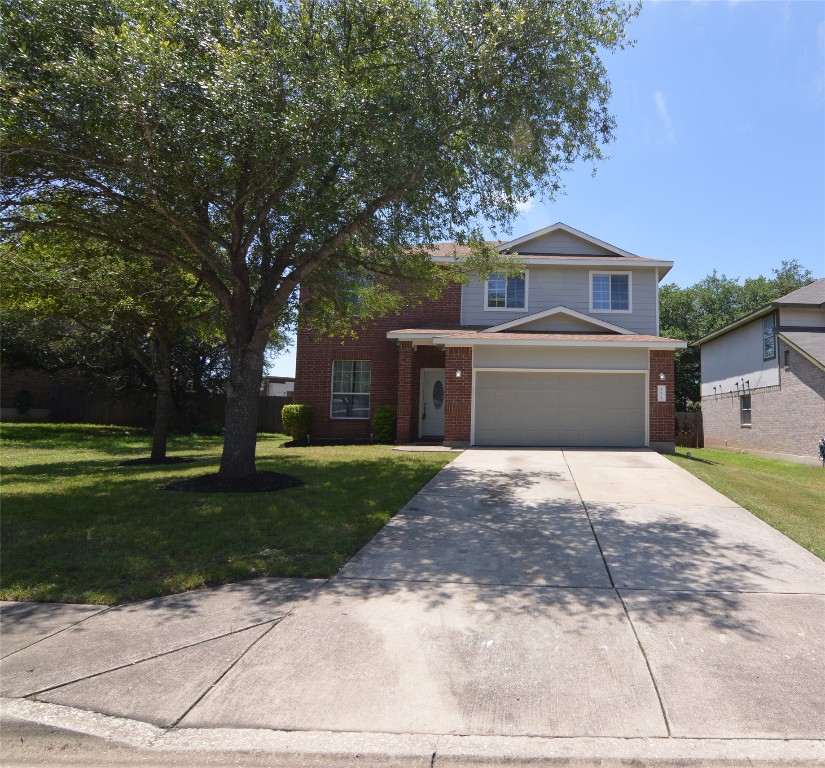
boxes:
[474,372,645,447]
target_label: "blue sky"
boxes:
[269,0,825,377]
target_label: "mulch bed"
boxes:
[165,471,304,493]
[119,456,197,467]
[281,438,377,448]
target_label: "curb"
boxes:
[3,698,824,767]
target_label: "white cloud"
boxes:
[654,90,677,146]
[515,197,535,215]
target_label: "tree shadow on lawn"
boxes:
[0,453,449,604]
[6,450,819,643]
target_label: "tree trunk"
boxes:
[151,383,173,461]
[149,332,173,462]
[219,346,265,479]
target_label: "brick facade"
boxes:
[701,339,825,463]
[295,282,678,450]
[649,349,676,450]
[293,283,460,440]
[444,347,473,446]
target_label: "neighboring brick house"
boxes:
[294,223,685,450]
[695,279,825,466]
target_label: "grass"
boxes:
[667,447,825,561]
[0,423,455,605]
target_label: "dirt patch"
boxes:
[165,471,304,493]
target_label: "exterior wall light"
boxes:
[456,369,462,378]
[658,372,666,381]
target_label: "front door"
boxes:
[420,368,446,438]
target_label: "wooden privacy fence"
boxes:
[675,411,703,448]
[47,384,291,434]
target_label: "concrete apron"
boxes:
[2,448,824,767]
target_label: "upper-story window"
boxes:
[486,272,526,310]
[590,271,631,312]
[762,314,776,360]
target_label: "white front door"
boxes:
[420,368,446,438]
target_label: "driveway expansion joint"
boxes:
[562,450,673,738]
[19,618,283,698]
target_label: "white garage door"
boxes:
[474,371,646,447]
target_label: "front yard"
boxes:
[0,424,454,605]
[668,447,825,561]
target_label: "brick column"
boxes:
[444,347,473,447]
[395,341,413,443]
[649,349,676,453]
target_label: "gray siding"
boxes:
[511,229,613,254]
[700,319,780,397]
[473,346,648,371]
[461,266,659,335]
[779,307,825,328]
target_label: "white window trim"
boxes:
[740,394,752,426]
[330,360,372,420]
[484,270,529,312]
[762,314,777,361]
[589,270,632,314]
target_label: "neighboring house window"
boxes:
[591,272,631,312]
[486,273,526,310]
[331,360,371,419]
[762,315,776,360]
[740,395,752,426]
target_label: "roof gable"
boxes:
[501,222,638,258]
[485,306,633,335]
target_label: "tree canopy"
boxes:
[2,0,639,479]
[1,228,229,459]
[659,260,814,410]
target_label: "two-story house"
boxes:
[294,223,686,450]
[695,278,825,465]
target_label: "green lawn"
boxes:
[0,423,455,605]
[668,447,825,561]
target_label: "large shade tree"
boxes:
[2,0,638,479]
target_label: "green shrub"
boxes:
[281,404,313,441]
[371,405,397,444]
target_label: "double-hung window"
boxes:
[486,273,526,310]
[331,360,371,419]
[762,315,776,360]
[591,272,631,312]
[740,394,752,426]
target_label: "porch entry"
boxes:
[420,368,446,438]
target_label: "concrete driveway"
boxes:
[2,448,825,765]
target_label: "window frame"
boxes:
[740,394,752,426]
[762,314,777,361]
[484,270,528,312]
[330,360,372,420]
[589,270,633,314]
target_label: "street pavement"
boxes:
[2,448,824,767]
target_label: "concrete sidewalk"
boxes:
[2,448,824,766]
